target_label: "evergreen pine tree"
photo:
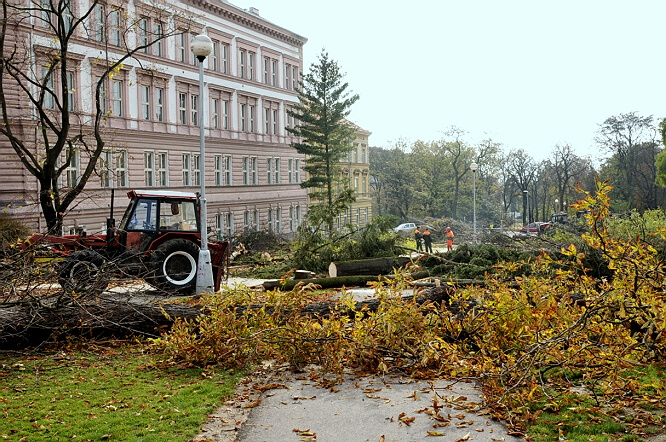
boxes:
[287,51,360,233]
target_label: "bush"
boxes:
[0,213,30,258]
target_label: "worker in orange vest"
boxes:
[446,227,455,251]
[422,227,433,253]
[414,227,423,251]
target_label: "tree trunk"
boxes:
[0,284,462,349]
[328,257,411,277]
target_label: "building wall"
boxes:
[337,126,373,230]
[0,0,308,239]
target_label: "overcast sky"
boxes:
[234,0,666,162]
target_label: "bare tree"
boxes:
[0,0,195,233]
[507,149,537,224]
[596,112,658,210]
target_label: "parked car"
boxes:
[520,221,553,234]
[393,222,417,234]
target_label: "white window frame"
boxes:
[111,79,123,117]
[157,151,168,186]
[144,151,155,187]
[211,98,219,129]
[140,84,150,120]
[214,154,223,186]
[222,100,229,129]
[193,154,201,186]
[117,150,128,187]
[179,92,187,124]
[224,155,232,186]
[154,21,163,57]
[191,94,198,127]
[182,153,191,186]
[155,87,164,122]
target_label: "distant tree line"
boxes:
[371,112,666,227]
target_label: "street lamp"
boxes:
[555,198,559,213]
[523,189,529,224]
[470,162,478,244]
[191,34,214,294]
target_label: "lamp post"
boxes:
[523,189,529,224]
[191,34,214,294]
[470,162,478,244]
[555,198,559,213]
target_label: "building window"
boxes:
[214,155,223,186]
[285,64,292,90]
[222,100,229,129]
[248,52,255,80]
[191,94,198,126]
[244,209,258,231]
[177,33,186,63]
[213,155,232,186]
[93,4,105,42]
[263,57,269,84]
[221,43,229,73]
[211,40,219,71]
[286,107,293,129]
[155,87,164,122]
[101,150,112,188]
[289,205,301,232]
[272,109,278,134]
[295,158,301,183]
[267,158,274,184]
[288,159,294,184]
[264,108,270,134]
[225,212,234,238]
[144,151,154,187]
[292,66,298,90]
[109,9,121,46]
[140,85,150,120]
[193,154,201,186]
[271,59,277,86]
[154,21,163,56]
[267,158,280,184]
[138,17,149,52]
[117,150,128,187]
[179,92,187,124]
[249,105,255,133]
[224,155,232,186]
[239,49,246,78]
[66,71,75,111]
[242,156,257,185]
[240,104,246,132]
[182,153,191,185]
[65,153,79,188]
[216,212,234,239]
[41,67,55,109]
[158,152,168,186]
[211,98,219,129]
[111,79,123,116]
[100,150,128,189]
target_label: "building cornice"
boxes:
[184,0,307,47]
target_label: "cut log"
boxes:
[329,257,412,277]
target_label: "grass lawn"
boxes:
[0,343,242,441]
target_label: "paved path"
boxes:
[237,372,522,442]
[194,277,524,442]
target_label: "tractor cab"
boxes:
[117,190,201,254]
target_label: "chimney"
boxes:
[248,7,259,15]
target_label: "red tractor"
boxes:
[20,190,229,295]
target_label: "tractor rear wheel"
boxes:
[59,251,109,295]
[148,239,199,294]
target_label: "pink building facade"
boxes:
[0,0,308,240]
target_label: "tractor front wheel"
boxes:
[59,251,109,295]
[148,239,199,294]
